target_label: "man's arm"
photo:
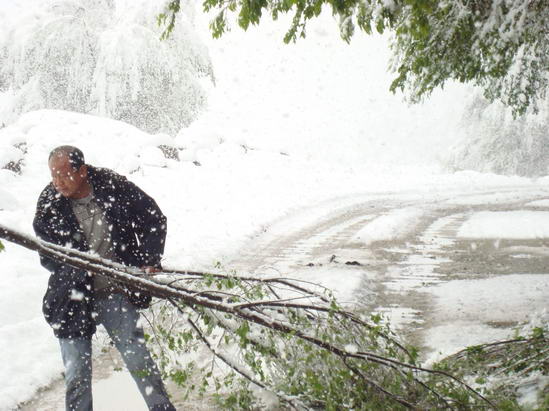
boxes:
[33,192,62,274]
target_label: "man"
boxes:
[33,145,176,411]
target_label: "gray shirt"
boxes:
[71,186,116,293]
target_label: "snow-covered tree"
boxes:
[0,0,213,135]
[446,94,549,177]
[163,0,549,117]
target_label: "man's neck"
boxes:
[71,181,92,200]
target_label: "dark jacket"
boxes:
[33,166,167,339]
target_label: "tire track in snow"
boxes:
[230,188,549,360]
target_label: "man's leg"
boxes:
[58,338,93,411]
[95,294,175,411]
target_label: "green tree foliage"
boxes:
[163,0,549,116]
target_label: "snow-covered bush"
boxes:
[445,95,549,177]
[0,0,213,135]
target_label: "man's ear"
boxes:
[79,164,88,178]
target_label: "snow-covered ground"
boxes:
[426,274,548,360]
[0,3,548,410]
[2,110,548,410]
[351,207,425,245]
[458,211,549,239]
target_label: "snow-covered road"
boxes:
[229,187,549,362]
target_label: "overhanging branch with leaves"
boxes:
[161,0,549,117]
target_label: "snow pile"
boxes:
[0,110,174,176]
[458,211,549,239]
[351,207,424,245]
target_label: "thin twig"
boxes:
[167,298,306,411]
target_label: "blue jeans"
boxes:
[59,294,175,411]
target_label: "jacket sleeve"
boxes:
[33,191,62,274]
[32,188,82,274]
[33,222,59,273]
[120,177,167,268]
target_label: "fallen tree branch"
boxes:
[0,224,497,409]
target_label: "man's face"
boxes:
[48,155,88,199]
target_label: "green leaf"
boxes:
[531,327,544,339]
[465,345,484,356]
[236,321,250,346]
